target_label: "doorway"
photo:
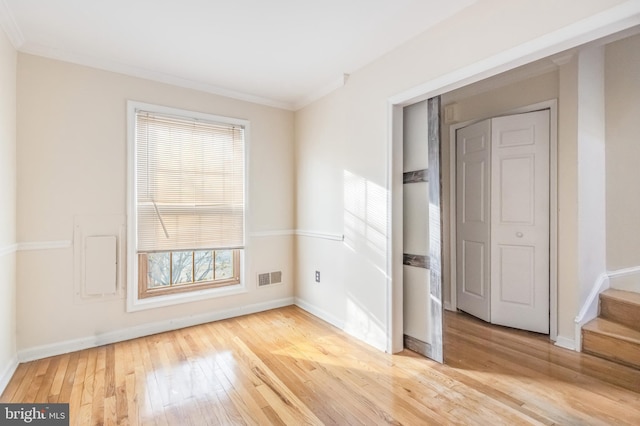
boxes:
[387,11,639,359]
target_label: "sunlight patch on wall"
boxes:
[343,170,388,272]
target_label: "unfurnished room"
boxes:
[1,1,640,424]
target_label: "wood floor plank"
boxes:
[0,362,30,402]
[3,306,640,425]
[446,323,640,421]
[48,353,70,399]
[57,351,80,406]
[90,346,107,426]
[81,348,97,406]
[5,361,37,402]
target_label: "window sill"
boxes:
[126,281,247,312]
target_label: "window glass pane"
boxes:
[172,251,193,284]
[194,250,214,282]
[147,252,170,288]
[215,250,233,280]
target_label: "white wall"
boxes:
[0,28,17,388]
[556,56,580,343]
[605,33,640,291]
[577,47,607,309]
[16,54,295,354]
[295,0,629,351]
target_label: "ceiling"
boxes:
[0,0,475,110]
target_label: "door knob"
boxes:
[516,232,524,238]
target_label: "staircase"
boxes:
[582,289,640,369]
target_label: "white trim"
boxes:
[0,243,17,257]
[293,73,349,111]
[608,265,640,279]
[0,355,19,396]
[295,230,344,241]
[447,101,559,341]
[574,272,610,352]
[575,272,610,325]
[127,281,249,312]
[126,101,251,313]
[249,229,296,238]
[554,336,576,351]
[572,265,640,351]
[18,297,294,362]
[17,240,72,251]
[388,103,405,354]
[0,0,24,48]
[294,297,346,331]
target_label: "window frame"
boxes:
[138,249,241,299]
[126,101,250,312]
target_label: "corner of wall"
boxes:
[0,354,18,396]
[0,22,18,396]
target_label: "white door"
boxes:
[456,120,491,322]
[490,110,549,333]
[455,110,550,334]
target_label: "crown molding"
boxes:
[19,41,296,111]
[293,73,349,111]
[0,0,24,48]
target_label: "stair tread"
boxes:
[601,288,640,307]
[583,318,640,344]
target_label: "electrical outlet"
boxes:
[315,270,320,282]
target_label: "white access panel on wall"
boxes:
[73,214,126,303]
[85,235,117,295]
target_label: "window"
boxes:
[128,102,247,307]
[138,249,240,298]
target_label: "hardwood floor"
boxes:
[2,306,640,425]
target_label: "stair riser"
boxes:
[583,330,640,370]
[600,297,640,332]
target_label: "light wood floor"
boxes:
[2,306,640,425]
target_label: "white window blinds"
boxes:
[135,110,245,252]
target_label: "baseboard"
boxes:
[554,335,576,351]
[572,266,640,351]
[18,297,295,362]
[0,355,19,396]
[608,265,640,293]
[294,297,346,331]
[573,272,609,351]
